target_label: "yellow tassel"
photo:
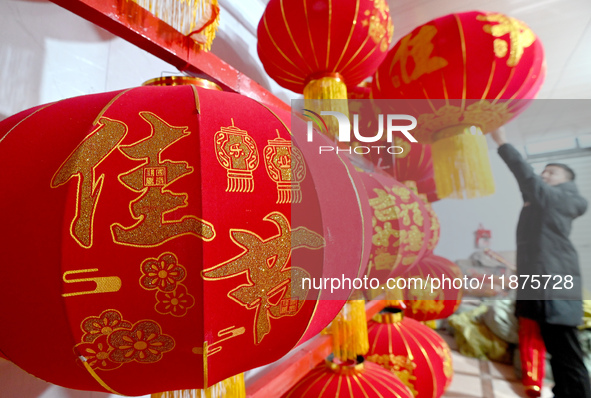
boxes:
[151,374,245,398]
[303,75,349,141]
[431,125,495,199]
[423,320,437,329]
[329,300,369,361]
[128,0,219,51]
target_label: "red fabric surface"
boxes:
[0,85,370,395]
[372,11,546,139]
[257,0,393,92]
[360,172,431,283]
[401,254,463,321]
[519,317,545,397]
[367,311,453,398]
[282,358,413,398]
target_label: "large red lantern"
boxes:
[400,254,463,321]
[0,81,372,395]
[373,11,545,199]
[367,308,453,398]
[258,0,393,94]
[283,356,413,398]
[257,0,393,121]
[393,142,439,202]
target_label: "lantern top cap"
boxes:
[325,354,365,375]
[373,307,404,324]
[142,76,222,91]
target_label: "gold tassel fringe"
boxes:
[129,0,219,51]
[329,300,369,361]
[423,320,437,329]
[431,125,495,199]
[151,373,245,398]
[303,75,348,141]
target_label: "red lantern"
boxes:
[361,172,431,284]
[258,0,393,96]
[400,254,463,321]
[373,11,545,199]
[283,356,413,398]
[393,142,439,202]
[367,308,453,398]
[0,82,372,395]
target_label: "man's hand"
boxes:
[490,127,508,147]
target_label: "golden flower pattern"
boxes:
[75,335,121,371]
[108,321,174,363]
[75,310,174,371]
[155,283,195,317]
[140,252,186,292]
[81,309,132,343]
[363,0,394,52]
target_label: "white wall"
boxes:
[432,145,524,262]
[0,0,295,122]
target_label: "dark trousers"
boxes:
[539,322,591,398]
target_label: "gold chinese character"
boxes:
[52,118,127,248]
[202,212,324,344]
[369,188,400,222]
[111,112,215,247]
[390,25,448,88]
[478,13,535,67]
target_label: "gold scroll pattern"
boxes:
[214,121,259,193]
[477,13,536,67]
[389,25,448,88]
[362,0,394,52]
[62,269,122,297]
[139,252,195,317]
[366,353,418,396]
[263,134,306,204]
[416,102,513,143]
[202,212,325,344]
[368,185,425,274]
[74,309,174,371]
[52,113,215,249]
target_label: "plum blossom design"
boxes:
[75,335,121,371]
[140,252,186,292]
[81,309,132,342]
[108,320,174,363]
[155,283,195,317]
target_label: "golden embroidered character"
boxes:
[112,112,215,246]
[52,118,127,248]
[203,212,324,344]
[390,25,448,88]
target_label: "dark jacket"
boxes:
[498,143,588,326]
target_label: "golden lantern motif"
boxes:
[214,121,260,193]
[263,134,306,204]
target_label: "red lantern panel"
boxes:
[401,254,463,321]
[367,309,453,398]
[0,85,371,395]
[258,0,393,93]
[283,356,413,398]
[373,11,545,136]
[359,172,431,285]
